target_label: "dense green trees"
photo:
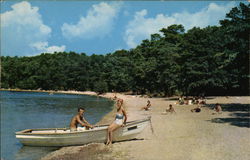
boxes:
[1,3,249,96]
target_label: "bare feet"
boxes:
[105,141,111,145]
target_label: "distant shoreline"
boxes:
[1,88,249,98]
[0,88,99,96]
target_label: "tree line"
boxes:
[1,3,249,96]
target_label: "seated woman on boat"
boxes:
[141,100,151,111]
[106,99,127,145]
[69,107,94,132]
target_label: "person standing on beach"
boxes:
[106,99,127,145]
[69,107,93,132]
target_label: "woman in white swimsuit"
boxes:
[106,99,127,145]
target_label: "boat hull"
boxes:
[16,117,150,146]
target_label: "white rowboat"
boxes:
[15,116,151,147]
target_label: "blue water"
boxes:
[0,91,114,160]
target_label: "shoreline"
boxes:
[0,88,98,96]
[2,89,249,160]
[40,93,250,160]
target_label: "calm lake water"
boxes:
[0,91,114,160]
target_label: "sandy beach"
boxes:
[39,92,250,160]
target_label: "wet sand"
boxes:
[38,92,250,160]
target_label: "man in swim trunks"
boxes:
[70,107,93,132]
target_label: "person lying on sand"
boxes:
[191,105,201,113]
[106,99,127,145]
[212,103,222,114]
[162,104,176,115]
[141,100,151,111]
[69,107,94,132]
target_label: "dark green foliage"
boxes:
[1,3,249,96]
[93,81,108,94]
[219,3,250,95]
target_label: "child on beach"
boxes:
[162,104,176,115]
[212,103,222,114]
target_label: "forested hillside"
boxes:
[1,3,249,96]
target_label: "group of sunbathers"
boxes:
[177,96,206,105]
[140,98,222,115]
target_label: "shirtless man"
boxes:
[70,107,93,132]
